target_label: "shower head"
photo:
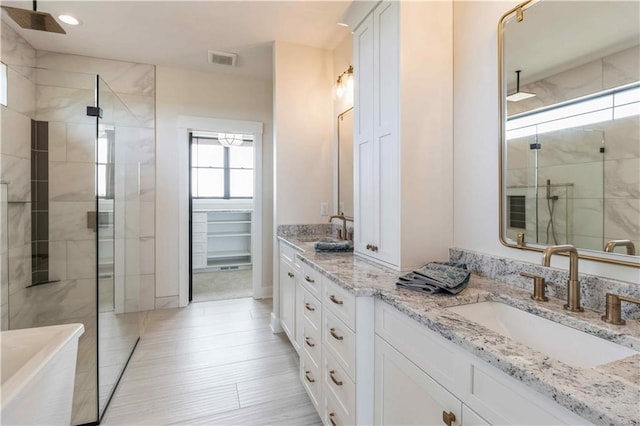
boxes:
[1,1,66,34]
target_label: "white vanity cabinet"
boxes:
[375,301,589,426]
[294,269,375,426]
[279,242,301,351]
[352,0,454,270]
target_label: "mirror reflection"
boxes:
[501,1,640,263]
[338,108,354,218]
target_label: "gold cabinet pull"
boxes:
[329,412,338,426]
[329,370,343,386]
[442,411,456,426]
[304,370,315,383]
[329,328,344,341]
[366,243,379,252]
[304,275,315,283]
[304,302,315,312]
[304,336,315,347]
[287,272,294,278]
[329,295,343,305]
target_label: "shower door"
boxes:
[95,76,142,420]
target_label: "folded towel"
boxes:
[396,262,470,295]
[314,239,354,253]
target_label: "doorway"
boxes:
[189,132,255,303]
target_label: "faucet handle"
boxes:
[520,272,548,302]
[602,293,640,325]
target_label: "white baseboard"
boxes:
[270,312,283,333]
[253,285,273,300]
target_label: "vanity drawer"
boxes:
[300,351,322,413]
[301,287,321,331]
[300,315,322,369]
[323,352,355,422]
[324,310,356,381]
[301,264,323,299]
[280,242,300,265]
[323,279,356,331]
[324,384,355,426]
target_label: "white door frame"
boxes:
[177,115,264,306]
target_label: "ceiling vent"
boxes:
[208,50,237,67]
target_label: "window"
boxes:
[97,125,115,198]
[506,82,640,140]
[191,134,254,198]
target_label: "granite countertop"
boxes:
[278,235,640,425]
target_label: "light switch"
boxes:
[320,202,329,216]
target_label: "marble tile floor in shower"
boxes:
[101,297,321,425]
[192,268,253,303]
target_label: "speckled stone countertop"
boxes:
[278,235,640,425]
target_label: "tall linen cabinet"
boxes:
[353,1,453,270]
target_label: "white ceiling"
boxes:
[504,1,640,88]
[1,0,351,80]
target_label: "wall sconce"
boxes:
[336,65,354,98]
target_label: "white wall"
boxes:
[333,34,354,215]
[452,1,639,283]
[155,66,273,306]
[273,41,334,226]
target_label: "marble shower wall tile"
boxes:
[49,162,95,201]
[49,240,67,281]
[49,201,95,241]
[604,158,640,199]
[47,122,67,162]
[602,45,640,89]
[1,106,31,158]
[66,240,97,280]
[7,67,36,117]
[1,25,36,70]
[598,116,640,161]
[34,278,96,323]
[36,86,95,124]
[36,51,154,96]
[449,248,640,319]
[604,198,640,243]
[1,154,30,202]
[66,123,96,163]
[7,202,30,249]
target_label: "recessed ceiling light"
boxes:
[58,15,80,26]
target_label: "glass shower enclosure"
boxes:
[1,63,143,424]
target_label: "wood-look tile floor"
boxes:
[102,297,322,426]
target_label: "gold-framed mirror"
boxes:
[498,0,640,268]
[337,107,354,218]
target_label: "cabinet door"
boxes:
[372,1,399,266]
[353,12,376,257]
[279,257,296,347]
[375,336,461,426]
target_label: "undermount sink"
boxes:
[447,301,638,368]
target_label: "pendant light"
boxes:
[218,132,243,147]
[506,70,536,102]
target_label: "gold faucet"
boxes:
[542,244,583,312]
[329,214,348,241]
[601,293,640,325]
[604,240,636,255]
